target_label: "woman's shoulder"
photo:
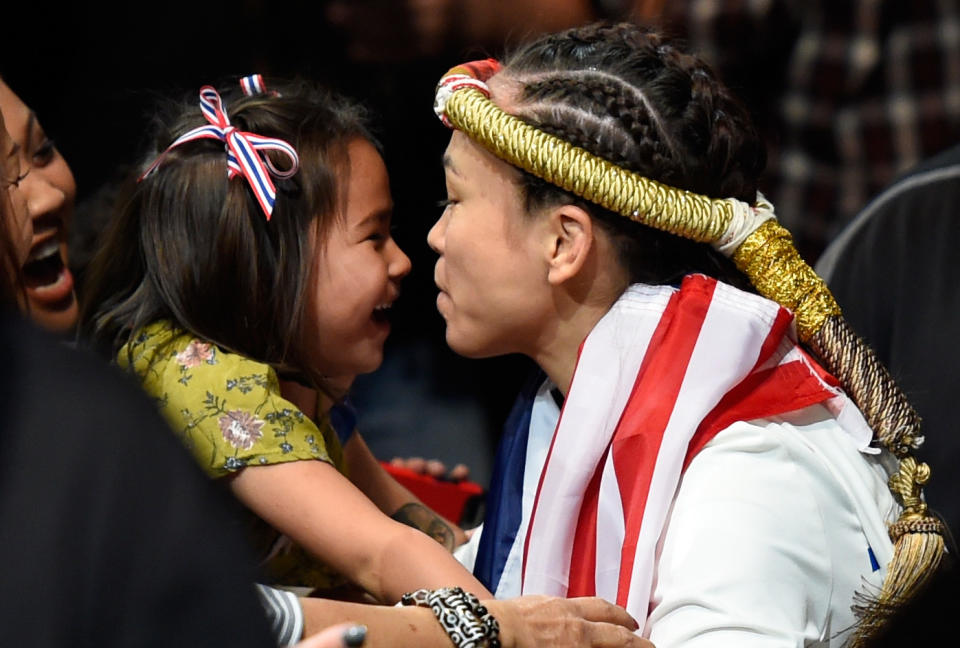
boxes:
[683,407,894,516]
[676,413,832,524]
[652,408,894,644]
[675,405,896,583]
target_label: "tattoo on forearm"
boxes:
[391,503,456,551]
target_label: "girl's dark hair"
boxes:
[501,22,766,290]
[79,77,378,382]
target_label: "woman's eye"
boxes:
[33,139,56,166]
[437,198,458,210]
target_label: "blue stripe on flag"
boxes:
[474,369,545,592]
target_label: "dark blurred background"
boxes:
[6,0,959,489]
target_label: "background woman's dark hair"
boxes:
[501,22,766,290]
[0,74,24,309]
[78,77,378,383]
[0,193,24,311]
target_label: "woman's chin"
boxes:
[444,329,493,360]
[27,296,79,335]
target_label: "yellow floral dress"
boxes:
[118,319,348,591]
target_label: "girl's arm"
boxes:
[297,595,652,648]
[228,459,492,603]
[343,431,470,549]
[297,380,470,549]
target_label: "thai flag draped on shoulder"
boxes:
[476,274,870,619]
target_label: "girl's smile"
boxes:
[302,137,411,377]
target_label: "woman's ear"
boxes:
[544,204,594,286]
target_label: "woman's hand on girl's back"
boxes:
[293,594,652,648]
[489,595,653,648]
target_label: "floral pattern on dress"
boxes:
[175,339,218,385]
[176,340,215,368]
[219,409,265,450]
[226,374,268,394]
[265,408,306,454]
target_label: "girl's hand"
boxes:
[487,595,653,648]
[389,456,470,482]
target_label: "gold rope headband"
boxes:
[434,62,841,341]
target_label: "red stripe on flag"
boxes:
[756,307,794,368]
[567,446,609,597]
[609,276,716,606]
[683,308,837,469]
[797,345,840,388]
[684,361,836,468]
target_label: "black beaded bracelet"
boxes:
[400,587,501,648]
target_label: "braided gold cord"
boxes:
[444,88,734,242]
[810,318,922,456]
[731,220,841,341]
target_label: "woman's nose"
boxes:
[426,215,446,254]
[23,171,67,224]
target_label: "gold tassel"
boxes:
[848,457,946,646]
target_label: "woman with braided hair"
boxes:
[431,22,947,646]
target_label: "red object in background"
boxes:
[381,461,485,525]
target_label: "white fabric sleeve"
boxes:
[253,584,305,647]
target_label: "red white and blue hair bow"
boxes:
[139,81,298,220]
[240,74,268,96]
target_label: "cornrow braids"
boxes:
[499,22,763,290]
[506,22,764,199]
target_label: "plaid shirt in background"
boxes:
[659,0,960,262]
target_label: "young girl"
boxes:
[428,23,946,647]
[79,75,489,604]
